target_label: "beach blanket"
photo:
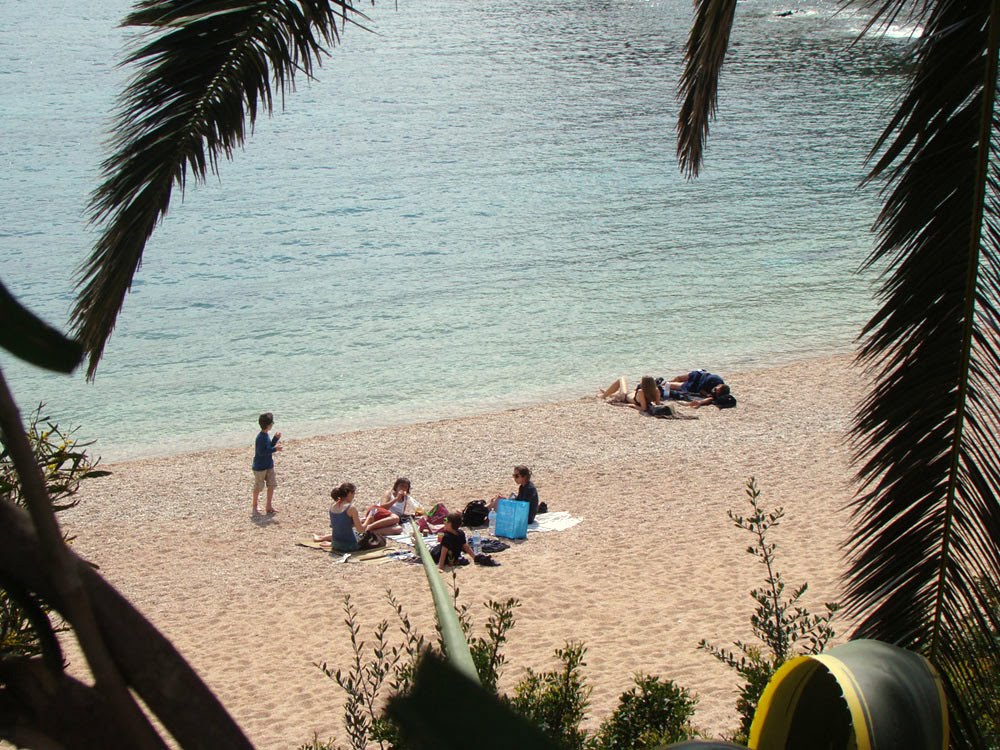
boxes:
[295,541,400,563]
[384,532,440,548]
[527,511,582,533]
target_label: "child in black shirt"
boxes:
[435,512,474,570]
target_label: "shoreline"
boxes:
[61,353,865,747]
[92,348,859,466]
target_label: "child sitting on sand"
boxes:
[432,512,475,570]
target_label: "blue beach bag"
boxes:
[495,498,529,540]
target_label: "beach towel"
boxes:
[295,541,397,563]
[527,511,582,533]
[384,532,441,548]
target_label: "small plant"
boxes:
[318,588,519,749]
[297,734,338,750]
[510,641,591,750]
[699,477,839,744]
[952,577,1000,749]
[314,586,700,750]
[589,674,699,750]
[0,405,109,658]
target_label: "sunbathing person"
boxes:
[601,375,663,410]
[313,482,367,551]
[604,371,733,409]
[664,369,731,408]
[487,465,540,523]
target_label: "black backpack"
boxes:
[462,500,489,527]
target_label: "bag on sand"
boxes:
[462,500,489,528]
[426,503,450,524]
[358,530,386,551]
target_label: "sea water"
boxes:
[0,0,918,461]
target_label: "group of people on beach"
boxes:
[600,369,735,411]
[315,470,537,568]
[249,369,726,563]
[250,411,539,568]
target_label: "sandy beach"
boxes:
[59,354,864,747]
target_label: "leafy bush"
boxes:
[589,674,698,750]
[315,582,701,750]
[699,477,838,744]
[0,404,109,658]
[509,641,591,749]
[953,577,1000,749]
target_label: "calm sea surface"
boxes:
[1,0,916,461]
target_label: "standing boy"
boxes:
[251,412,282,515]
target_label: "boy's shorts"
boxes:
[253,468,277,491]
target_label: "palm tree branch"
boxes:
[70,0,372,379]
[675,0,738,179]
[846,0,1000,745]
[931,0,1000,647]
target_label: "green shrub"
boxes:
[953,577,1000,749]
[314,584,702,750]
[589,674,698,750]
[509,642,591,750]
[0,404,109,658]
[699,477,838,744]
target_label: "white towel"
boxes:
[527,511,582,533]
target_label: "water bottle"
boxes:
[471,530,482,556]
[487,509,496,535]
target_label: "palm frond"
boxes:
[0,280,83,374]
[846,0,1000,746]
[71,0,372,379]
[676,0,738,179]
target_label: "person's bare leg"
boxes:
[252,487,260,515]
[313,533,332,543]
[265,487,277,514]
[601,376,628,398]
[372,524,403,536]
[365,514,400,532]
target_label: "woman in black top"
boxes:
[489,465,540,523]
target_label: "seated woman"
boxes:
[487,464,540,524]
[314,482,367,551]
[357,476,415,537]
[379,476,418,523]
[664,369,731,408]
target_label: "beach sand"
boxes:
[60,354,865,747]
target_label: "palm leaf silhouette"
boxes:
[71,0,371,379]
[676,1,1000,746]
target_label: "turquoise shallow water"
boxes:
[0,0,917,461]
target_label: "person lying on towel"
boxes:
[662,369,732,408]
